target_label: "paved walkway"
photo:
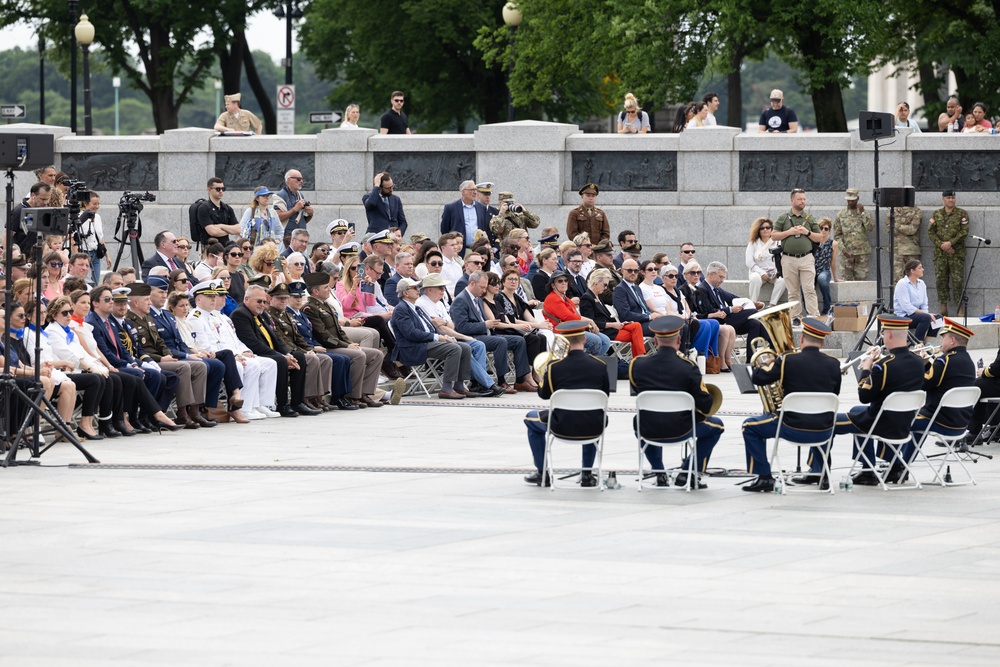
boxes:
[2,349,1000,666]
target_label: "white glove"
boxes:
[141,361,160,372]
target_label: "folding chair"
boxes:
[769,392,839,495]
[402,358,445,397]
[542,389,609,492]
[912,386,982,487]
[608,340,633,364]
[634,391,697,492]
[847,390,926,491]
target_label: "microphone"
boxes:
[971,235,992,245]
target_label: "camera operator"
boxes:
[75,192,109,283]
[274,169,314,247]
[9,182,52,254]
[488,192,540,242]
[195,177,241,246]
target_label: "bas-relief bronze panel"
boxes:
[912,152,1000,191]
[571,152,677,191]
[61,153,159,191]
[739,152,848,191]
[215,153,315,190]
[373,152,475,191]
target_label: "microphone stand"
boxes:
[956,238,986,327]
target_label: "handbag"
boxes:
[95,241,107,259]
[705,354,722,374]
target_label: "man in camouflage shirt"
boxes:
[489,192,540,242]
[887,206,922,281]
[832,188,875,280]
[928,190,969,316]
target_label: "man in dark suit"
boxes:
[696,261,770,345]
[140,230,182,280]
[523,320,611,487]
[362,172,408,235]
[453,251,485,296]
[440,180,492,253]
[630,316,725,488]
[230,284,320,418]
[612,259,661,336]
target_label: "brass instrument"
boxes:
[747,302,799,413]
[532,334,571,377]
[705,383,724,416]
[840,345,883,374]
[912,343,941,359]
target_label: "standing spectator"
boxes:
[972,102,993,132]
[702,92,720,125]
[686,102,708,129]
[195,178,241,247]
[746,217,787,306]
[380,90,412,134]
[213,93,263,134]
[814,219,839,316]
[888,206,923,281]
[937,95,963,132]
[772,188,821,322]
[440,180,491,251]
[833,188,875,280]
[565,183,610,245]
[928,190,969,316]
[758,89,799,133]
[895,101,922,133]
[678,242,697,273]
[489,191,539,242]
[613,230,638,269]
[274,169,314,243]
[475,182,499,217]
[671,103,695,133]
[362,172,408,235]
[617,93,650,134]
[340,104,361,129]
[77,192,109,283]
[240,186,284,249]
[437,232,465,294]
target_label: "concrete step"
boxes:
[723,279,877,304]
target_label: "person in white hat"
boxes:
[213,92,263,134]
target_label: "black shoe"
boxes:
[200,408,219,425]
[791,474,821,485]
[278,405,299,418]
[852,470,880,486]
[884,464,908,484]
[580,471,598,487]
[75,426,105,441]
[112,420,137,437]
[155,419,185,432]
[655,473,669,487]
[488,384,508,398]
[335,397,359,411]
[98,421,122,438]
[742,476,775,492]
[293,402,322,416]
[674,473,707,489]
[133,419,152,434]
[523,470,551,487]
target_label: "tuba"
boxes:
[533,334,571,377]
[747,301,799,413]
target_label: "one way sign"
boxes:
[309,111,343,124]
[1,104,26,119]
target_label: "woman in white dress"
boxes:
[745,216,787,306]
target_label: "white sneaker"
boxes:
[244,409,266,421]
[258,406,281,418]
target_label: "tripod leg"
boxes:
[2,382,99,466]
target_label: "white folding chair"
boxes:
[542,389,609,491]
[847,390,926,491]
[634,391,697,492]
[912,386,982,487]
[769,392,839,495]
[402,358,445,397]
[608,340,633,364]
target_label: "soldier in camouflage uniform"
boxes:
[489,192,540,242]
[888,206,922,281]
[832,188,875,280]
[927,190,969,316]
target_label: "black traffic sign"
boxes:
[1,104,26,118]
[309,111,343,124]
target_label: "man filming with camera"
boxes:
[489,192,539,242]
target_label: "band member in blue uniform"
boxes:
[629,315,724,488]
[742,318,842,492]
[523,320,610,487]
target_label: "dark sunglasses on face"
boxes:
[681,250,695,255]
[760,226,772,230]
[688,270,702,275]
[213,186,226,192]
[622,268,638,274]
[229,252,243,258]
[49,261,63,268]
[428,261,442,267]
[59,309,72,317]
[177,245,190,250]
[666,274,678,279]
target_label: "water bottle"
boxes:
[605,471,621,489]
[994,305,1000,321]
[948,120,956,133]
[773,478,783,494]
[843,475,853,492]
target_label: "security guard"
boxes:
[629,315,725,488]
[894,317,976,480]
[566,183,610,245]
[523,320,610,487]
[807,316,924,486]
[888,206,923,281]
[832,188,875,280]
[928,190,969,316]
[213,92,263,134]
[741,318,842,492]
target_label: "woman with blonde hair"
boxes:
[248,243,283,286]
[240,186,284,249]
[617,92,650,134]
[746,216,786,306]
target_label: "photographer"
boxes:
[489,192,539,242]
[9,182,52,254]
[76,192,110,283]
[274,169,314,244]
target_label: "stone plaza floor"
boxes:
[3,349,1000,666]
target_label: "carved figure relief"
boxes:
[216,153,315,190]
[913,151,1000,191]
[373,152,476,191]
[61,153,159,191]
[571,152,677,191]
[739,152,847,191]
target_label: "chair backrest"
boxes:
[938,385,982,410]
[635,390,695,414]
[880,390,927,414]
[779,392,839,416]
[550,389,608,413]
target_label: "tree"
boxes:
[300,0,508,132]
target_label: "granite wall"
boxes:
[3,121,999,314]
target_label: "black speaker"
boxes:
[0,133,55,170]
[858,111,895,142]
[22,207,69,235]
[879,187,916,208]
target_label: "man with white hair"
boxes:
[275,168,314,244]
[440,180,491,253]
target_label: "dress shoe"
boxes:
[294,402,322,416]
[278,405,299,418]
[884,463,908,484]
[742,476,775,492]
[155,419,185,432]
[851,470,881,486]
[189,405,216,428]
[180,410,200,429]
[488,384,509,398]
[228,409,249,424]
[133,420,152,434]
[199,407,219,424]
[818,475,830,491]
[791,474,821,485]
[523,470,551,487]
[655,473,669,487]
[335,397,359,410]
[381,360,401,379]
[580,471,598,487]
[351,398,368,409]
[243,408,266,421]
[360,395,383,408]
[98,421,122,438]
[112,420,137,437]
[458,386,491,397]
[499,383,517,395]
[438,389,465,400]
[674,473,707,489]
[226,392,244,410]
[76,426,105,441]
[513,382,537,392]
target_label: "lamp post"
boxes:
[113,77,121,135]
[273,1,303,86]
[502,2,522,122]
[68,0,78,133]
[214,79,222,119]
[38,34,45,125]
[75,13,95,136]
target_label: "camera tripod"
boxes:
[112,206,144,275]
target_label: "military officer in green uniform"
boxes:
[832,188,875,280]
[888,205,922,281]
[927,190,969,316]
[213,93,263,134]
[267,282,333,410]
[566,183,611,245]
[489,192,540,242]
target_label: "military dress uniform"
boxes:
[629,316,724,487]
[565,183,611,244]
[888,206,922,281]
[304,288,383,401]
[267,300,332,402]
[968,348,1000,443]
[832,191,875,280]
[523,322,610,487]
[927,196,969,311]
[741,319,842,491]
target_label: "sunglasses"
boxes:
[177,245,190,250]
[393,98,404,103]
[251,299,266,304]
[98,296,112,302]
[687,270,702,275]
[213,186,226,192]
[622,268,639,274]
[263,260,275,266]
[229,252,244,258]
[467,260,483,265]
[820,227,831,232]
[49,261,64,268]
[348,266,357,271]
[241,246,251,251]
[428,261,442,267]
[289,176,303,181]
[644,267,657,272]
[317,247,330,254]
[291,262,305,267]
[760,226,772,230]
[666,274,678,279]
[59,309,72,317]
[681,250,696,255]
